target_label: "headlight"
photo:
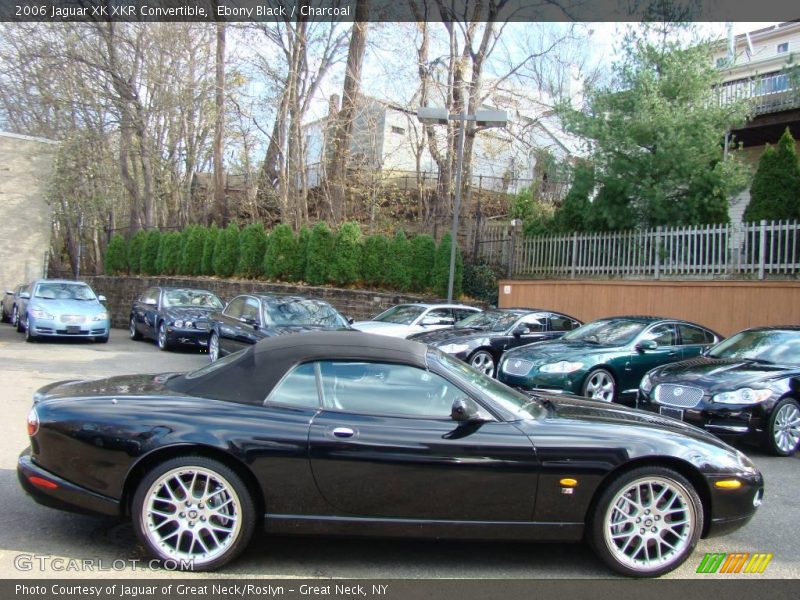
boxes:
[712,387,773,405]
[438,343,470,354]
[30,308,54,319]
[539,361,584,374]
[185,320,194,329]
[93,311,108,321]
[640,372,653,393]
[174,319,184,328]
[718,449,758,474]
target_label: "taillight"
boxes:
[27,407,39,437]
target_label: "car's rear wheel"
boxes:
[157,322,170,351]
[469,350,496,377]
[209,331,220,362]
[130,316,142,341]
[583,368,616,402]
[132,457,256,571]
[589,467,702,577]
[766,398,800,457]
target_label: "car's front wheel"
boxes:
[469,350,496,377]
[583,368,616,402]
[24,317,36,342]
[209,331,220,362]
[13,306,22,332]
[130,316,142,341]
[589,466,703,577]
[157,322,171,351]
[132,456,256,571]
[766,398,800,456]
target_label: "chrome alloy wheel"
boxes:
[209,332,219,362]
[584,370,615,402]
[157,322,168,349]
[141,467,243,567]
[469,351,496,377]
[773,402,800,454]
[603,476,696,573]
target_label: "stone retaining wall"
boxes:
[83,275,454,329]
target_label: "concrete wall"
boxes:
[498,279,800,337]
[0,132,58,292]
[82,275,453,329]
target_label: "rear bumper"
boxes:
[17,449,120,517]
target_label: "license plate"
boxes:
[659,406,684,421]
[66,326,81,334]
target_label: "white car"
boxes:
[352,303,481,338]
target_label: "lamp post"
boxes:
[417,107,508,302]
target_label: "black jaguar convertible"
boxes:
[18,332,763,576]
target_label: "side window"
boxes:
[266,363,320,409]
[520,314,547,333]
[318,361,463,418]
[224,297,245,319]
[141,288,159,304]
[454,308,477,322]
[241,297,261,323]
[426,308,454,325]
[679,324,715,345]
[641,324,677,346]
[548,315,580,332]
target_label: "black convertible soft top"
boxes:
[169,331,430,405]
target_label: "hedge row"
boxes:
[104,222,464,296]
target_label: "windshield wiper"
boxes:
[742,357,775,365]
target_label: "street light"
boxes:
[417,106,508,302]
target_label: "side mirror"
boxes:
[144,298,157,306]
[98,295,107,303]
[19,292,30,300]
[512,324,528,337]
[636,339,658,352]
[451,397,483,422]
[242,317,259,328]
[421,316,440,326]
[347,316,354,325]
[5,290,12,295]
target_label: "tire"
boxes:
[130,316,142,341]
[588,466,703,577]
[209,331,220,362]
[582,368,617,403]
[131,456,256,571]
[765,398,800,457]
[156,321,171,351]
[14,306,22,332]
[24,318,37,343]
[468,350,496,377]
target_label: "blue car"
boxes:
[17,279,110,343]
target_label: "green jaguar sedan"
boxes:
[497,316,721,404]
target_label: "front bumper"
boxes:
[17,448,120,517]
[28,315,109,338]
[497,369,582,394]
[705,471,764,538]
[638,390,768,443]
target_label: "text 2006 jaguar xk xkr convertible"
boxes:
[18,332,763,576]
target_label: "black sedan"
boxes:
[130,287,224,351]
[208,293,349,361]
[2,283,27,324]
[18,332,762,577]
[638,326,800,456]
[408,308,582,377]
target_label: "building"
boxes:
[0,132,58,292]
[713,22,800,223]
[303,90,581,200]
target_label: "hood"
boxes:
[649,356,800,393]
[34,373,185,403]
[408,327,489,345]
[32,298,104,315]
[542,394,732,449]
[162,307,216,321]
[267,324,343,336]
[504,339,614,363]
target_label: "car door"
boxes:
[308,360,539,521]
[548,313,582,341]
[677,323,718,359]
[418,307,456,333]
[216,296,247,355]
[236,296,264,346]
[624,323,681,392]
[504,313,551,351]
[134,287,160,339]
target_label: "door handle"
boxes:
[332,427,355,438]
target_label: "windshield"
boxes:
[264,299,347,328]
[163,289,223,309]
[372,305,426,325]
[456,309,524,332]
[707,330,800,365]
[562,319,647,346]
[432,350,544,420]
[35,282,96,301]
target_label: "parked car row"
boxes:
[2,279,110,342]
